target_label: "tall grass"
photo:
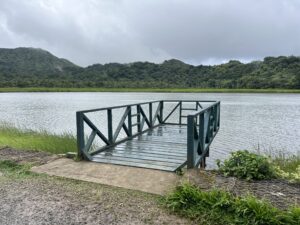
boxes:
[164,183,300,225]
[0,124,77,154]
[254,148,300,183]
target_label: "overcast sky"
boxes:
[1,0,300,66]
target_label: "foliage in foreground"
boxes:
[164,183,300,225]
[217,150,300,183]
[0,124,77,154]
[217,150,277,180]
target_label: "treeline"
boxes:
[0,48,299,89]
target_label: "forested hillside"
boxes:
[0,48,299,89]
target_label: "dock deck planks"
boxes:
[92,125,187,171]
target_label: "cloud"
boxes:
[1,0,300,66]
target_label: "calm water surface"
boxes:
[0,92,299,166]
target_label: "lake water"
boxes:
[0,92,299,167]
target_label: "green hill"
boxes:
[0,47,80,87]
[0,47,299,89]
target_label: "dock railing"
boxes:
[76,100,220,168]
[187,101,220,168]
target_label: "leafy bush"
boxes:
[164,183,300,225]
[217,150,277,180]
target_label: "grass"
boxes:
[271,153,300,183]
[0,124,77,154]
[0,87,299,93]
[164,183,300,225]
[0,160,34,178]
[271,153,300,174]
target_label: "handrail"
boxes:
[76,100,220,169]
[77,100,216,114]
[187,101,220,168]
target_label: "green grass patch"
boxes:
[164,183,300,225]
[0,124,77,154]
[0,160,33,178]
[0,87,299,93]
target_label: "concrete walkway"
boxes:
[31,158,180,195]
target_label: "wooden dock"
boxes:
[77,100,220,172]
[92,125,187,171]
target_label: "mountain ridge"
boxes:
[0,47,299,89]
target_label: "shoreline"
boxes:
[0,87,300,93]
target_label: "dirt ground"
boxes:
[0,147,191,225]
[0,147,299,225]
[0,146,59,165]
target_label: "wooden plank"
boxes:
[100,149,186,160]
[126,139,186,146]
[91,124,191,171]
[120,141,186,148]
[113,146,186,156]
[91,157,177,171]
[120,144,186,153]
[92,154,181,167]
[96,152,185,163]
[133,138,187,144]
[119,139,186,148]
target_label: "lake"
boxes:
[0,92,299,167]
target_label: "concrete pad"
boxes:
[31,158,180,195]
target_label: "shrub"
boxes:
[217,150,277,180]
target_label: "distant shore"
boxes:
[0,87,300,93]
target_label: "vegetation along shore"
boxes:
[0,87,299,93]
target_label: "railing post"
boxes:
[76,111,85,159]
[199,113,205,155]
[217,102,221,128]
[179,101,182,125]
[213,105,217,131]
[187,115,195,168]
[159,101,164,123]
[137,105,141,132]
[107,109,113,144]
[149,102,153,127]
[128,106,132,136]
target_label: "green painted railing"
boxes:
[76,100,220,168]
[187,101,220,168]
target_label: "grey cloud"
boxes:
[0,0,300,66]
